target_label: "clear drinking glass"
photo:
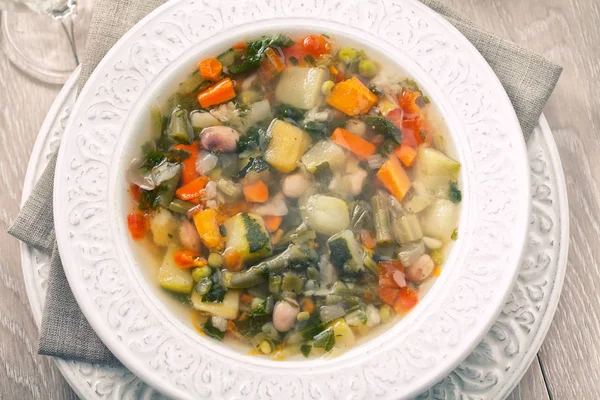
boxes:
[0,0,93,84]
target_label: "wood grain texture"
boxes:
[0,37,78,400]
[1,0,597,399]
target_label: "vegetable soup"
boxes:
[126,33,461,359]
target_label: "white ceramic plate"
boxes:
[53,1,530,398]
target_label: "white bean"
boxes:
[282,173,310,198]
[273,299,299,332]
[211,316,228,332]
[405,254,435,283]
[200,126,240,152]
[179,219,202,253]
[423,236,443,250]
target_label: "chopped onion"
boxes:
[253,193,288,216]
[127,157,155,190]
[365,304,381,327]
[367,154,385,170]
[196,150,218,175]
[319,305,345,324]
[202,180,218,200]
[383,86,400,109]
[151,161,181,186]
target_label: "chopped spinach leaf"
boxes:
[303,120,328,140]
[202,318,225,340]
[300,343,312,357]
[237,128,260,152]
[298,315,325,340]
[242,213,270,253]
[229,34,294,74]
[202,274,226,303]
[138,189,159,210]
[168,149,191,163]
[235,302,271,337]
[363,115,402,143]
[275,104,306,122]
[449,181,462,203]
[239,156,269,178]
[313,162,334,185]
[144,150,166,168]
[313,326,335,351]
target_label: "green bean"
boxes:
[363,253,378,276]
[281,273,304,294]
[216,178,243,199]
[306,267,320,281]
[157,170,182,208]
[167,198,194,214]
[151,105,163,137]
[168,106,193,143]
[269,275,282,294]
[223,245,309,289]
[371,194,393,246]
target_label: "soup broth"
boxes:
[125,33,461,359]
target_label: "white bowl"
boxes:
[54,1,530,399]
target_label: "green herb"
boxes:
[228,34,294,74]
[303,54,316,66]
[400,78,421,92]
[289,56,299,66]
[202,318,225,340]
[328,236,353,269]
[144,150,166,168]
[235,302,271,337]
[242,213,271,253]
[138,189,159,210]
[237,128,260,152]
[451,228,459,241]
[168,149,191,163]
[202,274,226,303]
[313,327,335,351]
[275,104,306,122]
[300,343,312,357]
[377,138,398,157]
[363,115,402,143]
[239,156,269,178]
[449,181,462,203]
[368,85,383,96]
[303,120,328,140]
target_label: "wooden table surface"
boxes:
[1,0,599,398]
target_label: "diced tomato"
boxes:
[302,34,332,58]
[282,43,308,64]
[127,212,148,240]
[173,250,200,268]
[395,286,419,312]
[399,90,421,116]
[129,184,141,202]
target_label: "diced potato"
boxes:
[301,140,347,172]
[329,318,355,348]
[246,99,272,125]
[275,67,329,110]
[191,290,240,320]
[265,120,312,173]
[419,199,459,242]
[301,194,349,235]
[415,146,460,180]
[191,111,222,130]
[224,213,273,263]
[150,208,178,247]
[326,77,378,116]
[158,244,194,294]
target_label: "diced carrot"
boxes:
[129,184,141,202]
[198,58,223,81]
[223,249,243,271]
[432,266,441,277]
[329,64,344,82]
[192,208,223,251]
[360,230,377,250]
[260,47,286,80]
[394,286,419,312]
[240,294,253,304]
[301,298,315,313]
[197,77,236,108]
[331,127,376,160]
[271,228,284,245]
[173,250,202,268]
[127,212,148,240]
[302,34,332,58]
[176,176,209,201]
[243,180,269,203]
[377,155,412,201]
[399,90,421,116]
[174,142,200,185]
[232,41,247,50]
[264,216,283,233]
[393,144,418,167]
[326,77,378,116]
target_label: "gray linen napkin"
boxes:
[8,0,562,365]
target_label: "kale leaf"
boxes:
[363,115,402,143]
[201,318,225,340]
[239,156,269,178]
[228,34,294,74]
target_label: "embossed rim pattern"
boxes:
[21,74,568,399]
[52,1,530,398]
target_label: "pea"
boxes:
[259,339,273,354]
[358,59,378,78]
[297,311,310,321]
[338,47,358,64]
[321,80,335,96]
[208,252,223,268]
[192,266,211,282]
